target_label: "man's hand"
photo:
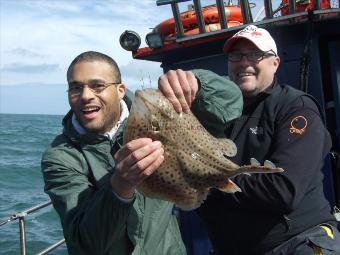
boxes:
[111,138,164,199]
[158,69,199,113]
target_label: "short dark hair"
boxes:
[67,51,121,82]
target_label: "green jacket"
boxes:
[41,69,242,255]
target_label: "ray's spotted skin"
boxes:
[124,88,284,210]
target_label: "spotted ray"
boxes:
[124,88,284,210]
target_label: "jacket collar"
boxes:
[243,77,278,110]
[262,76,278,95]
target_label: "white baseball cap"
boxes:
[223,25,277,55]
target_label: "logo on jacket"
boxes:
[290,115,307,135]
[249,126,263,135]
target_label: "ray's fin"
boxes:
[217,179,241,193]
[216,138,237,157]
[250,157,260,166]
[239,159,284,174]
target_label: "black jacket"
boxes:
[200,81,336,254]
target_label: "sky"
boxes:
[0,0,270,115]
[0,0,176,115]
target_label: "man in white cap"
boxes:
[159,25,340,254]
[222,25,280,99]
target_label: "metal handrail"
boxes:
[154,0,340,42]
[37,239,66,255]
[0,201,65,255]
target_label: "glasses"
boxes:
[67,81,121,97]
[228,50,277,62]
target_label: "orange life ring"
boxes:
[161,21,242,46]
[182,21,242,36]
[154,5,243,37]
[280,0,330,16]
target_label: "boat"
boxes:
[119,0,340,254]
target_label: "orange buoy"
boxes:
[154,5,243,37]
[280,0,330,16]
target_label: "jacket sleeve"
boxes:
[191,69,243,136]
[41,141,134,254]
[223,96,332,213]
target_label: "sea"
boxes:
[0,113,67,255]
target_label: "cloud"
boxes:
[0,0,169,105]
[7,48,43,58]
[2,0,171,27]
[0,0,171,75]
[24,0,83,13]
[1,63,60,73]
[1,0,216,85]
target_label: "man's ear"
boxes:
[273,56,280,72]
[117,83,127,100]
